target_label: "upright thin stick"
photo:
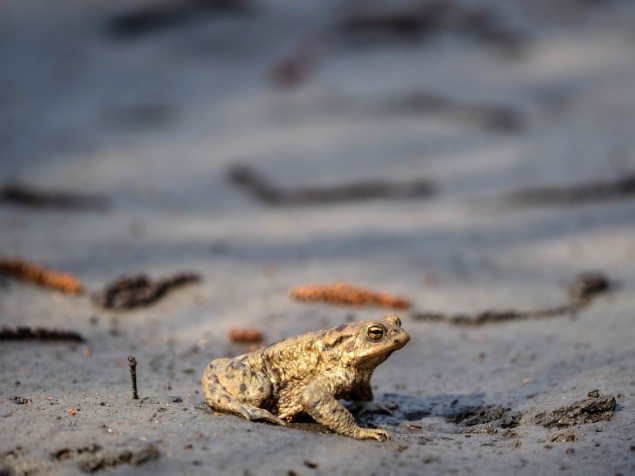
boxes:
[128,356,139,400]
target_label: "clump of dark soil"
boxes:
[413,272,612,326]
[0,327,85,343]
[568,272,612,305]
[0,184,108,211]
[532,392,616,429]
[503,172,635,206]
[9,396,32,405]
[446,405,521,428]
[227,165,435,206]
[93,273,201,310]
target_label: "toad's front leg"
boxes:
[299,379,391,441]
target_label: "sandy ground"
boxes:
[1,0,635,474]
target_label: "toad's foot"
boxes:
[354,427,392,441]
[239,406,287,426]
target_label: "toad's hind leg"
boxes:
[201,358,285,426]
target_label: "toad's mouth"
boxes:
[392,331,410,349]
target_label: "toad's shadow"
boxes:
[290,392,507,435]
[357,392,533,435]
[354,392,501,427]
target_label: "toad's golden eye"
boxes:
[367,325,385,340]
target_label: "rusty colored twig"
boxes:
[228,327,264,344]
[289,281,411,309]
[0,258,84,295]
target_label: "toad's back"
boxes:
[240,328,348,388]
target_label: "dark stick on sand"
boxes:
[128,356,139,400]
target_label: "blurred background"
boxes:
[1,0,635,336]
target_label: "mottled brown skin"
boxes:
[201,314,410,440]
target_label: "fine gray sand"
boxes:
[1,0,634,475]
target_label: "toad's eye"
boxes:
[394,317,401,327]
[367,325,385,340]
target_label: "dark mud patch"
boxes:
[227,165,435,206]
[9,396,32,405]
[107,0,250,39]
[412,272,612,326]
[402,409,432,421]
[548,433,577,443]
[446,405,521,428]
[75,445,159,473]
[0,184,109,211]
[502,172,635,207]
[53,445,102,462]
[339,0,525,53]
[0,326,85,343]
[532,393,616,429]
[381,93,523,132]
[93,273,201,310]
[380,393,521,431]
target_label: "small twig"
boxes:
[0,183,109,211]
[412,272,613,326]
[227,165,435,206]
[502,173,635,207]
[93,273,201,310]
[128,356,139,400]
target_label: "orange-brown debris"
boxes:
[228,327,264,344]
[0,258,84,295]
[288,281,411,309]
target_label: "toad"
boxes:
[201,314,409,440]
